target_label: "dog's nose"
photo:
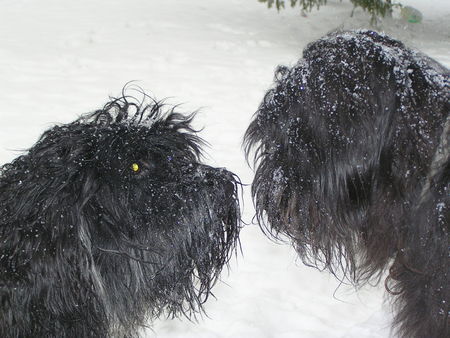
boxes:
[192,165,236,197]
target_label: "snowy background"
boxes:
[0,0,448,337]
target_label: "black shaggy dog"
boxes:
[0,92,241,337]
[245,30,449,337]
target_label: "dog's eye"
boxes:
[127,160,157,178]
[131,162,140,173]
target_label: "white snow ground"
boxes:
[0,0,448,337]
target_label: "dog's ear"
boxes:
[1,124,99,215]
[0,127,108,335]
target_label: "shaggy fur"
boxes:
[0,92,241,337]
[245,30,449,337]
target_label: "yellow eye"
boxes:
[131,163,140,172]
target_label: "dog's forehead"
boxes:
[87,123,163,154]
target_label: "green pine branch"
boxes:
[258,0,403,22]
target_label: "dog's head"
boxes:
[0,92,241,334]
[244,30,449,278]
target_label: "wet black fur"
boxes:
[0,92,241,337]
[245,30,449,337]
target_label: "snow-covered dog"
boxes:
[245,30,449,337]
[0,92,241,337]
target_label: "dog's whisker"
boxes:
[96,247,160,265]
